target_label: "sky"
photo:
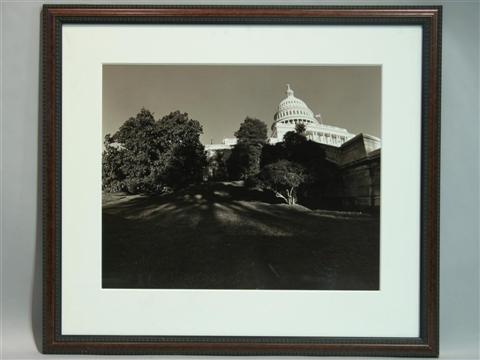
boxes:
[103,65,381,145]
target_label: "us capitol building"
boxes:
[205,84,382,210]
[206,84,380,152]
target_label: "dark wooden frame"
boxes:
[42,5,441,357]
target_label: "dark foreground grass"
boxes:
[102,182,379,290]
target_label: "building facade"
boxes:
[205,84,380,151]
[204,84,382,210]
[320,134,381,209]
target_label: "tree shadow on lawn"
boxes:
[102,182,379,290]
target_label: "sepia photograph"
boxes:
[102,65,381,290]
[40,7,443,356]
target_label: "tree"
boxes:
[227,117,268,180]
[155,111,207,187]
[102,134,127,192]
[283,130,307,148]
[207,149,231,180]
[258,160,306,205]
[295,122,306,135]
[102,108,206,194]
[259,128,343,209]
[260,142,287,168]
[234,117,268,144]
[104,108,158,193]
[227,142,263,180]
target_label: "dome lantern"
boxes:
[286,83,294,97]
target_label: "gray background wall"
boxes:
[1,0,478,359]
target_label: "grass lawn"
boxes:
[102,181,379,290]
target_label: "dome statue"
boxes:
[270,84,355,147]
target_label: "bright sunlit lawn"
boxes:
[102,181,379,290]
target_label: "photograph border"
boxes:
[42,5,441,357]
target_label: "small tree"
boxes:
[207,149,231,180]
[283,130,307,148]
[295,123,306,135]
[258,160,306,205]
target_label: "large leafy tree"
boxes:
[102,108,206,194]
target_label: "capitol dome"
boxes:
[270,84,355,147]
[274,84,317,125]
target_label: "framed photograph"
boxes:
[43,5,441,357]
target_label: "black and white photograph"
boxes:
[102,65,381,290]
